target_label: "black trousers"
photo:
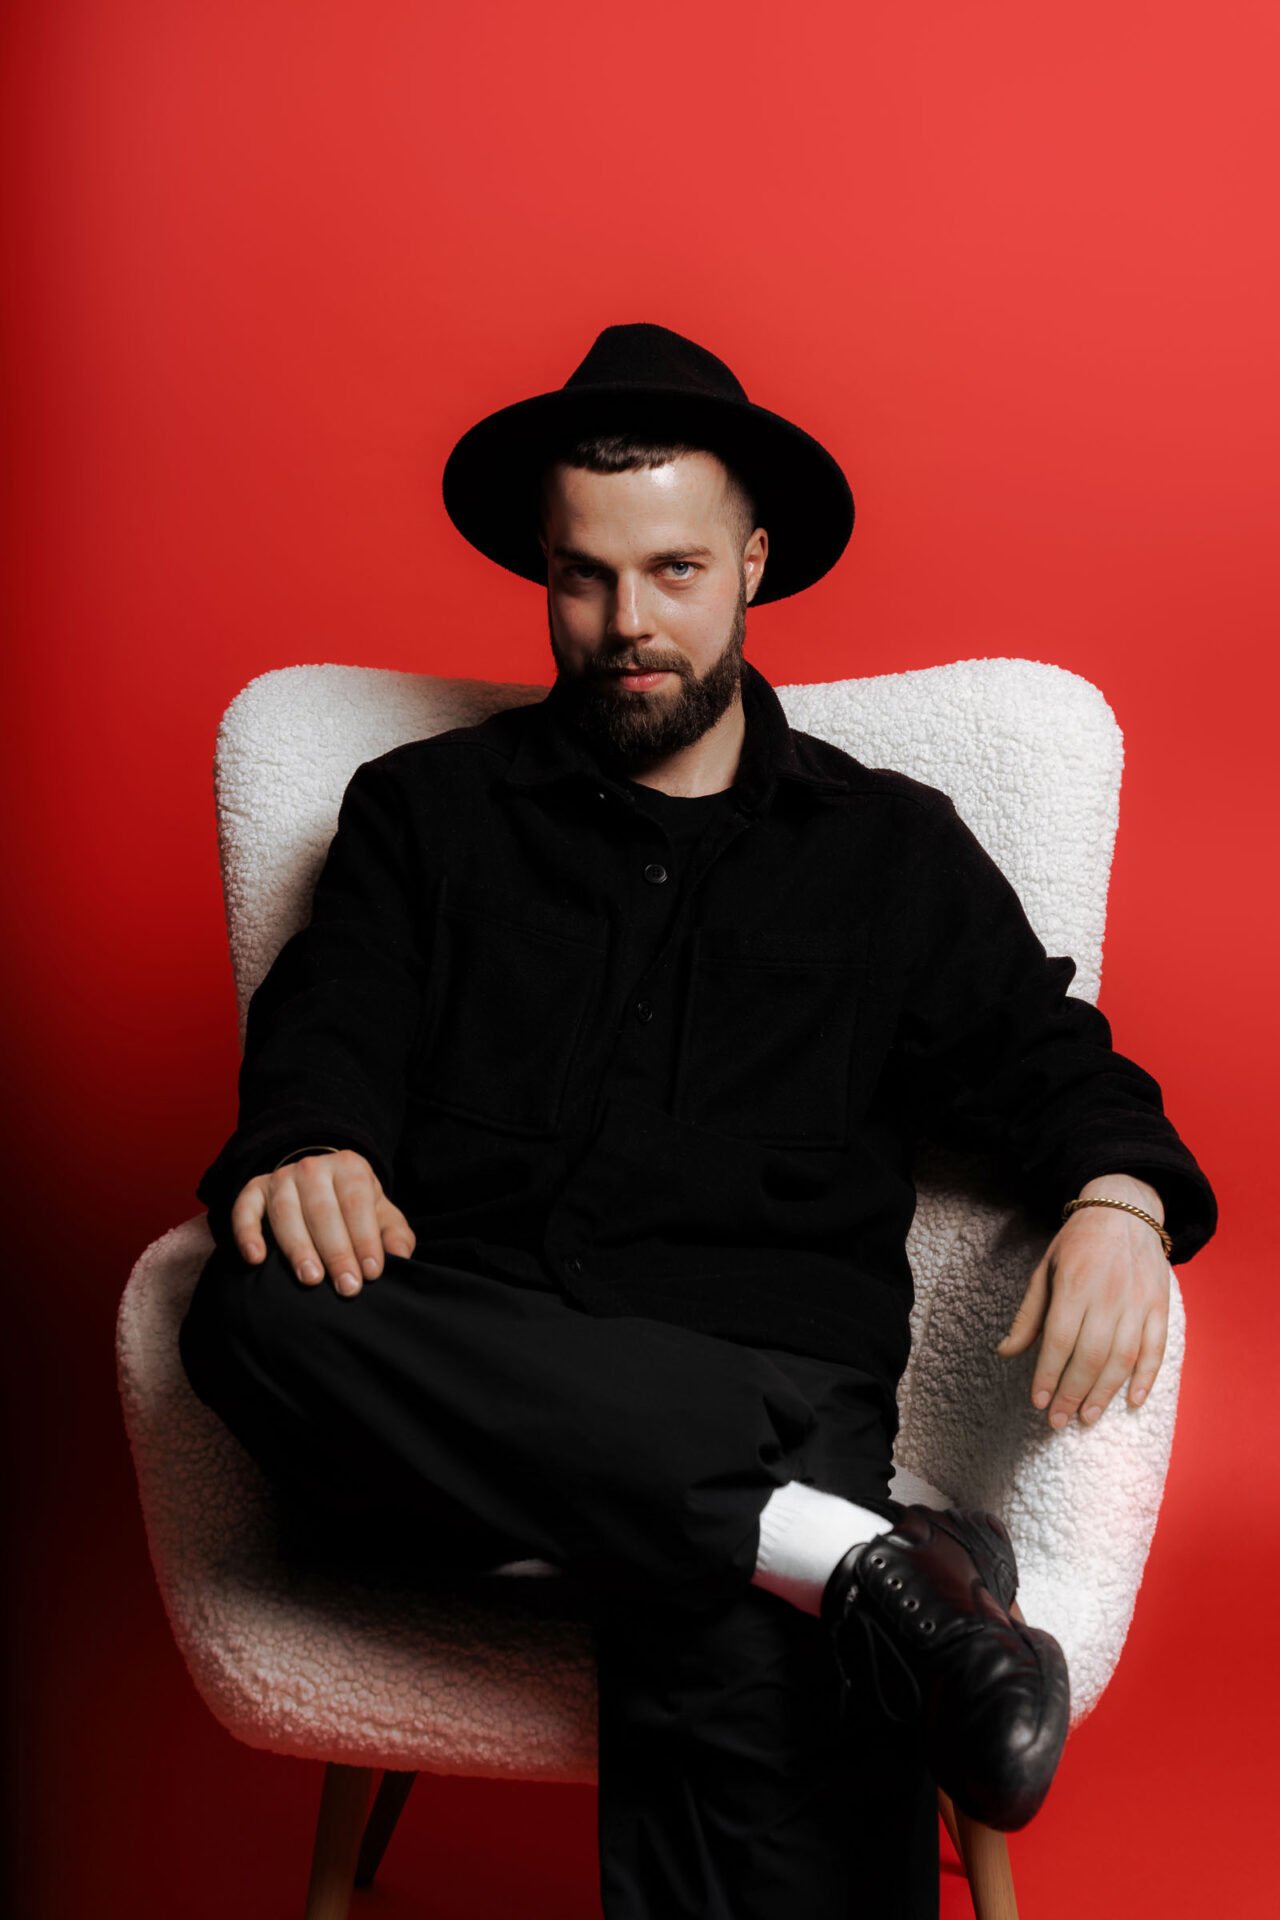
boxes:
[179,1239,940,1918]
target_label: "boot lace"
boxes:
[833,1586,925,1727]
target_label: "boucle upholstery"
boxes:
[116,657,1184,1781]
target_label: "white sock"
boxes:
[751,1480,898,1617]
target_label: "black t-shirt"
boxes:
[621,775,738,848]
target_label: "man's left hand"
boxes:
[994,1174,1170,1428]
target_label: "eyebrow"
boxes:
[552,544,715,566]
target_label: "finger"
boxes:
[378,1198,418,1261]
[1076,1308,1147,1425]
[1126,1301,1169,1408]
[329,1157,392,1281]
[1041,1303,1117,1428]
[230,1179,270,1264]
[291,1159,366,1296]
[265,1171,329,1287]
[1028,1276,1088,1416]
[995,1256,1049,1355]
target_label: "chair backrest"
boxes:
[210,657,1122,1048]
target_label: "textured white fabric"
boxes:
[116,657,1187,1781]
[752,1482,897,1616]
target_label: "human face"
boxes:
[538,452,767,771]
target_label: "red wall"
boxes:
[4,4,1275,1915]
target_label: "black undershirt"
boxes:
[620,775,739,849]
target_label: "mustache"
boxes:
[595,657,684,676]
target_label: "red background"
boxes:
[4,3,1275,1914]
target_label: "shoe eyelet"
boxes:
[920,1618,936,1633]
[886,1575,903,1589]
[869,1554,885,1566]
[903,1596,919,1610]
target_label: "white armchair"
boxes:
[116,657,1183,1918]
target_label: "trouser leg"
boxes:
[594,1349,939,1920]
[178,1237,820,1612]
[595,1586,939,1920]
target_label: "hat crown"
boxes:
[563,322,750,404]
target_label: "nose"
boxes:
[606,573,654,642]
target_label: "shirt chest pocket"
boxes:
[673,923,869,1148]
[414,876,609,1135]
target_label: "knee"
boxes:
[179,1235,321,1406]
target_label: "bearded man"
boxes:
[180,321,1217,1919]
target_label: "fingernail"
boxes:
[300,1260,321,1282]
[1032,1389,1050,1407]
[361,1257,379,1277]
[1131,1385,1147,1404]
[336,1272,360,1295]
[1082,1405,1102,1424]
[1049,1409,1068,1429]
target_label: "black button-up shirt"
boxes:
[196,660,1217,1394]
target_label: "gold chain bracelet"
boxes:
[272,1145,340,1171]
[1061,1196,1173,1260]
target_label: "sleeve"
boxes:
[195,755,430,1250]
[887,794,1218,1266]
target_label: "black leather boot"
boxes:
[820,1500,1070,1831]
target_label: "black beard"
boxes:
[547,574,748,776]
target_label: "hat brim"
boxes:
[441,385,854,606]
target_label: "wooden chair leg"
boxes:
[938,1783,963,1860]
[305,1763,374,1920]
[355,1769,418,1887]
[953,1809,1019,1920]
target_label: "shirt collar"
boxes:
[501,658,853,814]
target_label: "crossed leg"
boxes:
[179,1237,938,1916]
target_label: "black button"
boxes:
[643,862,668,884]
[635,1000,654,1023]
[564,1253,583,1276]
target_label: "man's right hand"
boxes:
[231,1149,417,1296]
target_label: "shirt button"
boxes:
[635,1000,654,1023]
[564,1253,583,1276]
[643,862,668,884]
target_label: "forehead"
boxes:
[543,450,734,540]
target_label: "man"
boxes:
[180,322,1217,1918]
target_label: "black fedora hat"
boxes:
[441,321,854,606]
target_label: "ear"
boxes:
[743,525,768,602]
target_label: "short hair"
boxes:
[537,431,759,554]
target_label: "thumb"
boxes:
[994,1261,1048,1356]
[234,1177,270,1263]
